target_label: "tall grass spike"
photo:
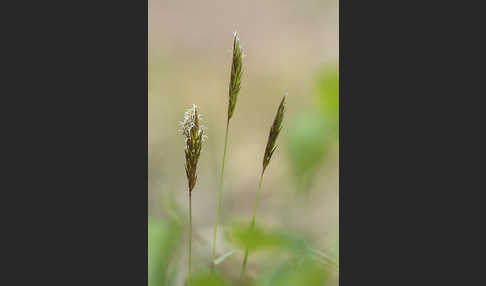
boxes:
[227,31,244,120]
[262,96,286,173]
[181,104,206,192]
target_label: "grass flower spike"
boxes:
[181,104,206,284]
[263,96,286,173]
[211,32,245,272]
[182,104,205,193]
[241,95,286,278]
[228,31,243,120]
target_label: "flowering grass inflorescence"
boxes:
[179,34,288,282]
[227,31,244,121]
[240,95,287,278]
[263,96,286,173]
[181,104,206,285]
[181,104,206,193]
[211,31,245,273]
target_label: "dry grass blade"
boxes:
[262,96,286,173]
[227,31,244,121]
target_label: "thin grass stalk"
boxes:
[210,120,229,273]
[240,171,264,277]
[188,192,192,285]
[240,96,286,279]
[181,105,205,284]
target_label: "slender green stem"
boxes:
[210,120,230,273]
[240,172,264,278]
[188,192,192,285]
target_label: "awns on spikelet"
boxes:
[181,105,206,192]
[263,96,286,173]
[227,31,244,121]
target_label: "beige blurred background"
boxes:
[149,0,338,284]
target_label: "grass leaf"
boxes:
[213,249,236,265]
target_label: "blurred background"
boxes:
[149,0,338,285]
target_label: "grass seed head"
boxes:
[227,31,244,121]
[181,104,206,192]
[263,96,286,173]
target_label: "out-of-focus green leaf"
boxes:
[161,190,185,225]
[213,249,236,265]
[285,67,339,193]
[256,259,330,286]
[315,67,339,126]
[225,223,307,253]
[330,239,339,264]
[286,112,333,192]
[306,246,339,272]
[148,217,182,286]
[191,272,228,286]
[225,223,279,251]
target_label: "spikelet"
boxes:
[181,105,206,192]
[227,31,244,121]
[262,96,286,173]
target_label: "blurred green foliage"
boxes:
[315,68,339,126]
[225,223,307,253]
[213,250,236,265]
[257,259,329,286]
[149,194,185,286]
[149,187,338,286]
[149,218,182,285]
[223,222,335,286]
[286,67,339,193]
[190,272,228,286]
[286,112,331,192]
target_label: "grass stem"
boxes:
[240,171,264,278]
[210,120,230,273]
[188,192,192,285]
